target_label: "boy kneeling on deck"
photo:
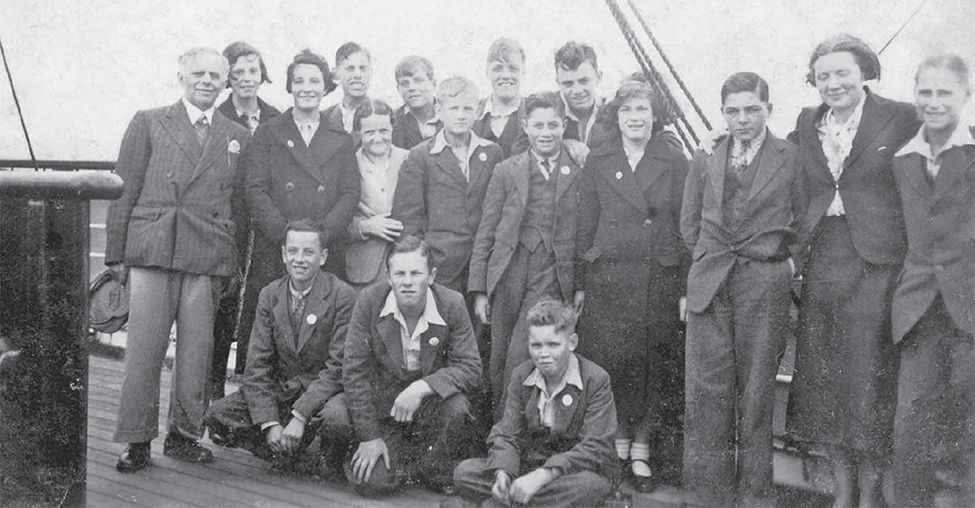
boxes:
[445,299,619,508]
[342,235,482,496]
[204,219,356,470]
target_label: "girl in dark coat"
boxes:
[575,81,690,491]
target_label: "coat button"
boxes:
[285,182,295,191]
[643,218,652,228]
[317,185,326,193]
[642,256,651,266]
[166,171,174,179]
[609,219,618,229]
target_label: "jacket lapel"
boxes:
[377,314,406,372]
[419,322,448,375]
[900,153,934,204]
[161,101,203,167]
[555,148,580,201]
[597,141,648,213]
[801,105,832,180]
[434,148,469,187]
[846,92,892,169]
[187,111,233,186]
[932,145,975,204]
[272,286,298,349]
[296,272,329,352]
[468,145,493,192]
[549,384,583,435]
[270,111,323,183]
[748,134,787,201]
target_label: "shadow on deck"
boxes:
[87,354,832,508]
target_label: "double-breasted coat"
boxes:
[238,108,360,369]
[105,100,250,276]
[574,133,690,428]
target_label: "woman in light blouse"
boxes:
[344,99,407,289]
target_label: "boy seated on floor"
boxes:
[445,299,619,508]
[204,219,355,469]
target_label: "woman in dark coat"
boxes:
[236,49,360,372]
[785,34,919,508]
[575,81,690,491]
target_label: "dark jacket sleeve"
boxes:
[423,289,481,397]
[485,364,530,476]
[670,152,692,296]
[574,155,600,291]
[292,283,356,418]
[241,284,283,425]
[243,124,289,244]
[390,146,428,238]
[785,141,810,274]
[542,366,618,475]
[105,110,152,264]
[320,136,361,248]
[681,149,708,253]
[468,159,511,294]
[342,293,383,441]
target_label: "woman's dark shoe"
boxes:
[163,432,214,463]
[630,459,657,494]
[116,442,151,473]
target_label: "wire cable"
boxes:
[0,34,40,171]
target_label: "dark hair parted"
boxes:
[554,41,598,73]
[335,41,371,65]
[395,55,435,81]
[721,72,770,104]
[353,98,395,132]
[915,53,971,86]
[602,80,667,134]
[285,49,337,95]
[222,40,270,88]
[806,34,881,86]
[524,91,564,118]
[284,218,326,249]
[526,298,577,337]
[385,235,435,272]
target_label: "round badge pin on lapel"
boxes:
[561,166,570,175]
[306,314,317,325]
[615,171,623,180]
[479,152,487,162]
[429,337,440,346]
[287,140,295,148]
[562,394,573,406]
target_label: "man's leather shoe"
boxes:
[163,432,214,463]
[116,442,151,473]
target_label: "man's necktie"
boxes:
[195,116,210,147]
[732,140,750,175]
[540,157,552,181]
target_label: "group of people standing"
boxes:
[102,29,971,508]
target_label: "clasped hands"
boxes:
[492,467,559,506]
[265,417,305,455]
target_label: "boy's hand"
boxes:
[491,470,512,504]
[390,380,433,422]
[265,424,284,453]
[474,293,491,324]
[351,438,390,484]
[280,417,306,454]
[509,468,557,505]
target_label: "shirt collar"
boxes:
[406,103,440,125]
[523,353,583,392]
[182,97,215,125]
[288,272,317,299]
[531,148,561,168]
[896,124,975,158]
[429,129,494,155]
[733,127,767,152]
[293,112,321,129]
[823,93,866,132]
[380,287,446,327]
[480,96,521,120]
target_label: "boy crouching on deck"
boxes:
[445,299,619,508]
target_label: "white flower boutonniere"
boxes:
[227,139,241,154]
